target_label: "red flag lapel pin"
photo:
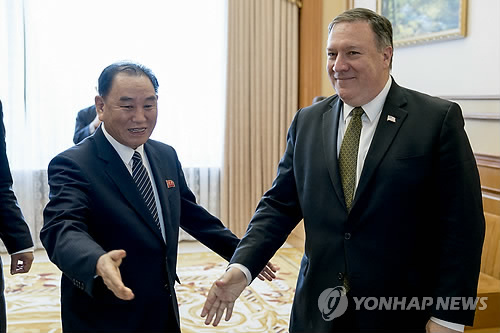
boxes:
[166,180,175,188]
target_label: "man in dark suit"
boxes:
[41,62,275,333]
[0,100,34,333]
[202,8,485,333]
[73,104,100,144]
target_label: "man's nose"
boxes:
[133,108,147,122]
[333,54,348,72]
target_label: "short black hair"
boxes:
[97,61,159,97]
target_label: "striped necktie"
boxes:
[339,107,364,212]
[132,151,160,230]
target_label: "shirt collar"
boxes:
[343,76,392,123]
[101,124,145,166]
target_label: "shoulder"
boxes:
[390,81,457,115]
[402,87,455,109]
[144,139,182,164]
[390,84,464,131]
[294,95,340,122]
[146,138,176,155]
[50,137,96,168]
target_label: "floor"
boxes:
[1,240,299,333]
[1,240,292,266]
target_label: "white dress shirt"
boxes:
[101,124,167,242]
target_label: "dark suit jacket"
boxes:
[230,80,485,332]
[0,100,34,333]
[73,105,97,144]
[41,126,240,332]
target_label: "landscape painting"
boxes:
[377,0,467,47]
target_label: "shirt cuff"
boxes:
[11,247,34,255]
[430,317,464,332]
[227,263,252,286]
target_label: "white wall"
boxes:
[353,0,500,156]
[393,0,500,97]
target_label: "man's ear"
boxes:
[383,46,393,67]
[95,96,105,121]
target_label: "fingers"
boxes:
[225,302,235,321]
[268,261,280,273]
[104,266,134,300]
[203,297,234,326]
[257,262,279,281]
[202,284,221,325]
[201,276,229,321]
[108,249,127,263]
[201,268,248,326]
[10,252,34,275]
[112,285,135,301]
[213,301,231,326]
[96,250,134,300]
[204,297,220,325]
[258,267,275,281]
[201,284,217,318]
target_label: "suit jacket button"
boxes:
[338,272,344,281]
[345,232,351,240]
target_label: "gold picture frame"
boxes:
[377,0,467,47]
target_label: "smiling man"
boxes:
[202,8,485,333]
[40,61,276,333]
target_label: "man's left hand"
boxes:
[201,267,247,326]
[10,252,34,275]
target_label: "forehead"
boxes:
[109,72,154,92]
[327,21,376,47]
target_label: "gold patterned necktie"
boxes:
[339,107,364,212]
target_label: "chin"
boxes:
[337,92,351,103]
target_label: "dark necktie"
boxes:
[132,151,160,230]
[339,107,364,212]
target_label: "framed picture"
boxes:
[377,0,467,47]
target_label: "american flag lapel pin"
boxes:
[387,115,396,123]
[166,180,175,188]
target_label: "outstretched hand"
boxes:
[96,249,134,300]
[257,261,279,281]
[201,267,247,326]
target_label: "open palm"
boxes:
[201,268,247,326]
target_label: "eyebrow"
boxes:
[326,45,362,52]
[118,96,157,102]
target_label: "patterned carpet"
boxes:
[3,247,302,333]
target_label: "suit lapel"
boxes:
[94,128,164,243]
[322,97,346,206]
[352,81,408,209]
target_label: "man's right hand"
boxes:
[201,267,247,326]
[96,250,134,300]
